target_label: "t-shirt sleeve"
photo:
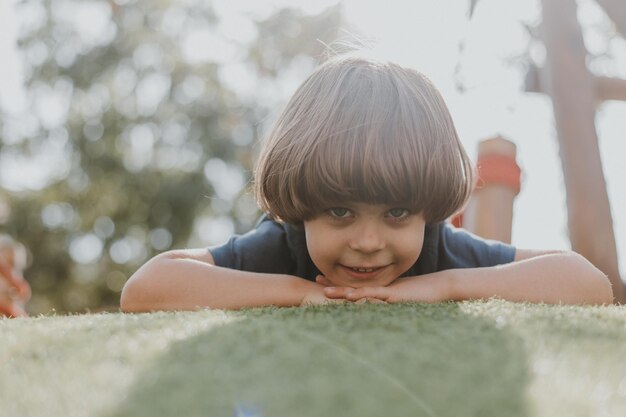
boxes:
[208,218,296,275]
[437,223,516,270]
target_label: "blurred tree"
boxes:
[0,0,342,313]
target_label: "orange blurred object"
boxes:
[451,136,521,244]
[0,235,30,318]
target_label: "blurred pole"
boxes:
[541,0,625,303]
[461,137,520,244]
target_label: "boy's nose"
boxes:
[348,225,386,253]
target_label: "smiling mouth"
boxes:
[340,264,389,274]
[348,266,382,273]
[338,264,392,285]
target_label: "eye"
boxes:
[328,207,352,218]
[386,208,410,219]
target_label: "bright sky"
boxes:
[1,0,625,271]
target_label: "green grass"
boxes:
[2,300,626,417]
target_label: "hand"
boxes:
[315,275,388,305]
[0,257,31,318]
[321,271,453,304]
[299,278,350,307]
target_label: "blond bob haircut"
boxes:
[255,55,474,225]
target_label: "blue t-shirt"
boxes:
[209,215,516,281]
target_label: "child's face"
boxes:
[303,202,426,288]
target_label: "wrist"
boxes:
[288,276,320,306]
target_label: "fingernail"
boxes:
[324,287,336,292]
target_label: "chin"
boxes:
[337,276,392,289]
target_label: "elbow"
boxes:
[120,252,172,313]
[590,272,614,306]
[120,275,156,313]
[582,257,614,306]
[598,272,615,305]
[120,278,145,313]
[569,251,614,305]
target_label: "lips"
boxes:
[339,264,389,280]
[347,266,382,273]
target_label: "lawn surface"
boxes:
[2,300,626,417]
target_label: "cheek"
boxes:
[306,238,325,265]
[393,228,424,266]
[404,241,423,265]
[304,222,337,270]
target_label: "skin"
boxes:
[303,203,613,306]
[317,248,613,306]
[122,202,614,312]
[303,202,426,289]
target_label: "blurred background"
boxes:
[0,0,624,314]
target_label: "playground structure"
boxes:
[531,0,626,302]
[464,0,626,304]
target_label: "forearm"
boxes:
[121,251,314,312]
[448,252,613,305]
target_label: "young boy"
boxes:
[121,55,613,312]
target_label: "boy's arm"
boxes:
[120,249,324,312]
[323,250,614,305]
[447,250,613,305]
